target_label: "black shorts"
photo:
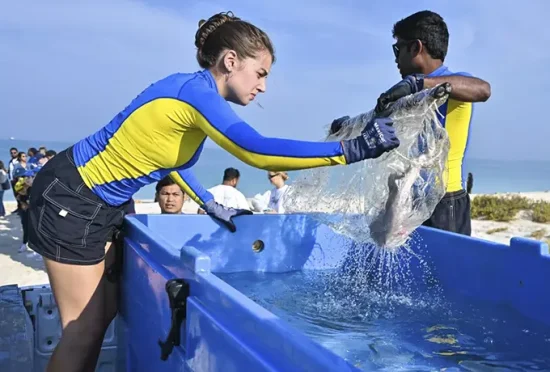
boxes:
[106,199,135,243]
[28,148,134,265]
[422,189,471,236]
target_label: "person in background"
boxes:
[263,171,290,214]
[13,151,31,215]
[7,147,19,178]
[155,176,187,214]
[39,146,47,155]
[13,167,39,254]
[0,161,8,218]
[27,147,39,168]
[8,147,20,212]
[34,153,49,167]
[207,167,250,210]
[15,152,29,172]
[27,147,38,163]
[45,149,57,160]
[330,10,491,236]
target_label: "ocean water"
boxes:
[218,269,550,371]
[1,138,548,201]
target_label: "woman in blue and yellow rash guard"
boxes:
[26,11,400,371]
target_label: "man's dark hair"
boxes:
[155,176,177,193]
[9,147,17,152]
[223,167,240,182]
[28,147,38,156]
[45,150,57,157]
[392,10,449,61]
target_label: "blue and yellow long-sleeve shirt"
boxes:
[73,70,347,206]
[428,65,475,193]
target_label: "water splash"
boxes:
[310,239,445,320]
[249,235,446,333]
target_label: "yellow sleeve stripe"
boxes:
[174,101,347,171]
[169,171,205,206]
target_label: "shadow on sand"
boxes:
[0,213,46,276]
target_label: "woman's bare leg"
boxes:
[45,243,118,372]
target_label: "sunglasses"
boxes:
[392,40,419,59]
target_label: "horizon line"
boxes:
[1,138,547,163]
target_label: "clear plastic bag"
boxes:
[284,84,452,250]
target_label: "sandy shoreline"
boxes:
[1,191,548,287]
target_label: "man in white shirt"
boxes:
[207,168,250,211]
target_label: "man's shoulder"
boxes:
[208,184,239,194]
[433,66,475,110]
[207,184,224,193]
[438,67,474,78]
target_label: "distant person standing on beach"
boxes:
[15,152,29,172]
[0,161,8,217]
[26,11,403,371]
[27,147,40,169]
[330,11,491,236]
[45,149,57,160]
[7,147,20,212]
[262,171,291,214]
[7,147,18,178]
[13,167,39,254]
[33,153,48,167]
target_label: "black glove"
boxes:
[329,116,350,135]
[203,199,252,232]
[375,74,425,114]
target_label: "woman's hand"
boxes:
[202,200,252,232]
[341,117,400,163]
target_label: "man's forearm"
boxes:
[424,75,491,103]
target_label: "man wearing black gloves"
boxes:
[331,11,491,236]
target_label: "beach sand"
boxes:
[0,206,48,287]
[1,191,548,287]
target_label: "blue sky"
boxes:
[1,0,549,161]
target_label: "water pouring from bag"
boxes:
[284,83,452,251]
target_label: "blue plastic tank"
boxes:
[118,213,550,371]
